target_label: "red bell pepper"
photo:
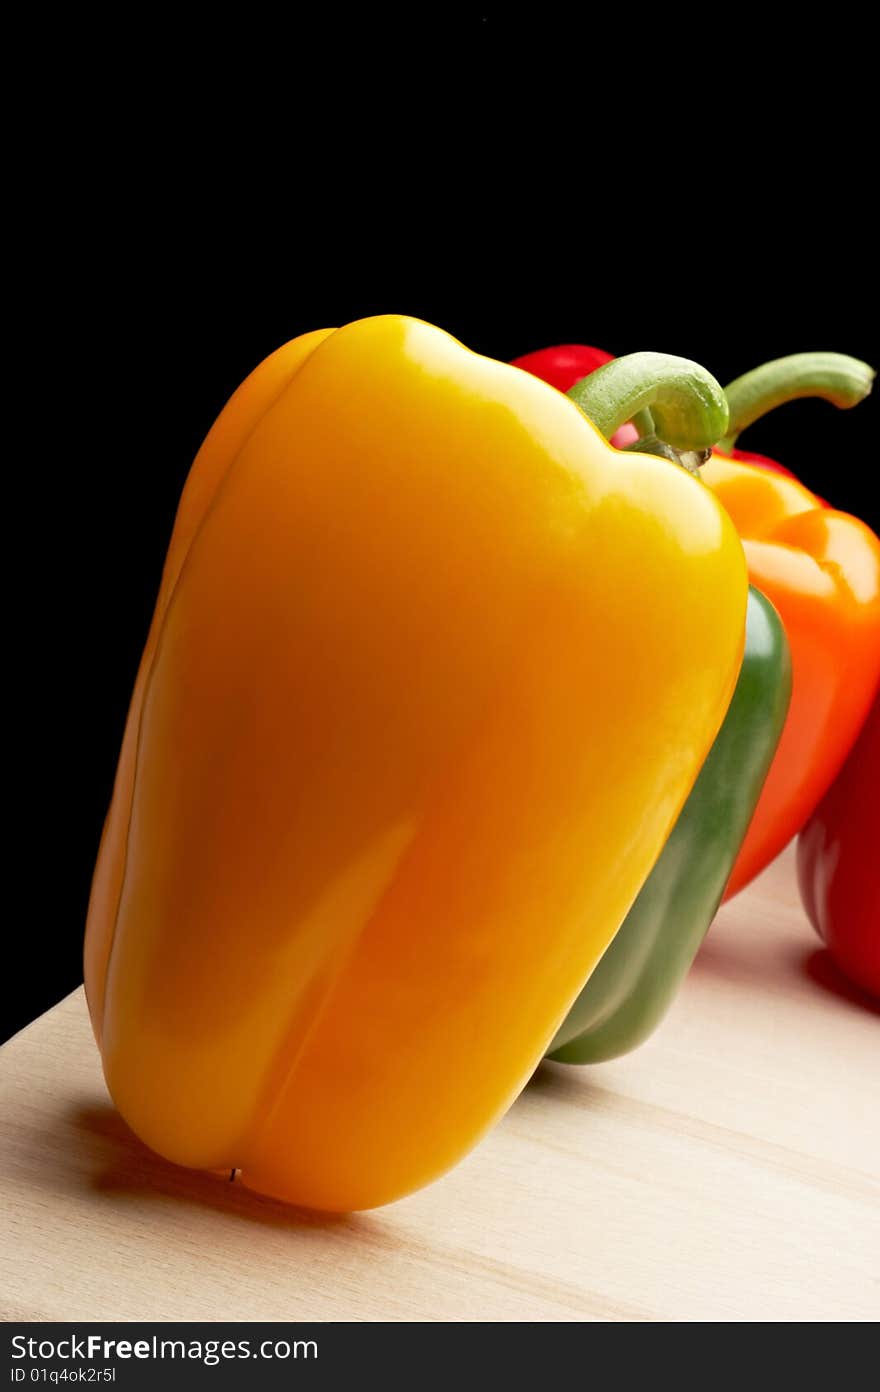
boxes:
[510,344,612,393]
[797,695,880,999]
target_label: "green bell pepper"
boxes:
[548,585,791,1063]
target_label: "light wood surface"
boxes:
[2,846,877,1323]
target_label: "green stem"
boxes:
[621,435,708,476]
[567,353,730,453]
[719,352,874,452]
[631,407,655,437]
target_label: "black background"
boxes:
[6,20,878,1043]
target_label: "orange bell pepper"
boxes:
[701,354,880,895]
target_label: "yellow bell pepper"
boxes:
[84,317,747,1211]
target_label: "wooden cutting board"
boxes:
[1,846,877,1323]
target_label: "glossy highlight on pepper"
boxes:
[84,317,747,1211]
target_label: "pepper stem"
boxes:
[567,352,730,453]
[718,352,875,452]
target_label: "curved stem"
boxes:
[719,352,874,451]
[568,352,730,452]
